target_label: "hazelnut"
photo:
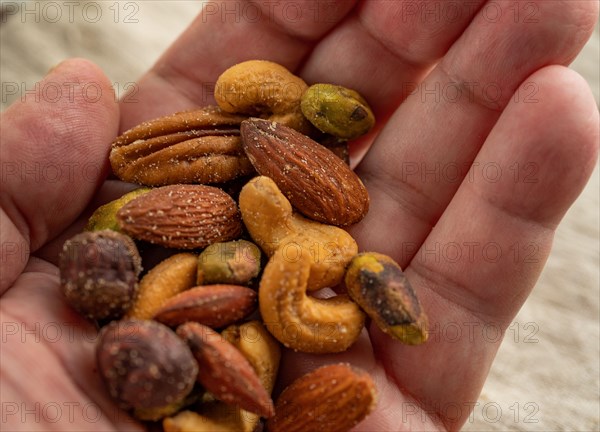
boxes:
[59,230,142,320]
[96,319,198,410]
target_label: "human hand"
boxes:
[1,1,598,431]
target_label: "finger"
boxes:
[119,0,358,129]
[351,0,598,265]
[1,259,143,431]
[277,334,443,431]
[0,59,119,294]
[372,66,599,429]
[33,180,140,267]
[299,0,486,116]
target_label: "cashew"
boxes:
[163,321,280,432]
[239,176,358,291]
[259,249,365,353]
[215,60,312,133]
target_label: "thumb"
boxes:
[0,58,119,294]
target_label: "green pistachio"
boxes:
[197,240,261,285]
[86,188,151,232]
[301,83,375,140]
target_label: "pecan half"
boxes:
[110,106,255,186]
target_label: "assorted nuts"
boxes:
[58,59,429,431]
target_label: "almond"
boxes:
[153,285,257,328]
[116,184,242,249]
[267,363,377,432]
[240,118,369,226]
[176,322,274,418]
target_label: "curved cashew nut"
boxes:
[259,249,365,353]
[215,60,312,133]
[239,176,358,291]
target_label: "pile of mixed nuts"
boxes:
[59,60,428,431]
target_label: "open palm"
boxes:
[1,1,598,431]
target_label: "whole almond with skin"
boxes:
[176,322,274,418]
[153,285,257,328]
[116,184,242,249]
[240,118,369,226]
[267,363,377,432]
[110,106,254,186]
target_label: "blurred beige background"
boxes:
[1,1,599,431]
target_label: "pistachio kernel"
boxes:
[345,252,428,345]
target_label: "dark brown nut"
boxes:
[109,106,255,186]
[59,230,142,320]
[116,184,243,249]
[197,240,261,285]
[345,252,428,345]
[96,319,198,411]
[267,363,377,432]
[240,118,369,226]
[327,140,350,165]
[176,322,274,418]
[153,285,257,328]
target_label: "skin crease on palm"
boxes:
[0,0,598,430]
